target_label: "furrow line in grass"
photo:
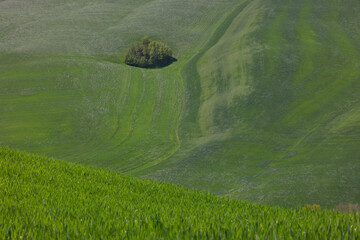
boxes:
[73,61,131,163]
[104,70,160,169]
[105,71,158,168]
[130,143,181,174]
[114,69,146,148]
[165,75,177,143]
[139,71,167,166]
[167,75,182,145]
[102,135,154,165]
[141,71,165,150]
[110,67,132,140]
[120,140,180,174]
[172,71,184,148]
[83,66,141,165]
[151,71,165,129]
[118,143,167,173]
[179,0,251,140]
[122,71,184,173]
[143,71,197,171]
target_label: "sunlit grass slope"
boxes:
[1,147,359,239]
[0,0,239,169]
[0,0,359,207]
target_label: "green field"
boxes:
[1,147,359,239]
[0,0,359,208]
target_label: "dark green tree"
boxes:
[125,37,174,68]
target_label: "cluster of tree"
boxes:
[125,37,174,68]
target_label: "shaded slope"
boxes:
[1,146,359,239]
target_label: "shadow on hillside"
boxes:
[127,57,177,69]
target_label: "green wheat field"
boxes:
[1,147,359,239]
[0,0,359,238]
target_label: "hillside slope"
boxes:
[0,0,359,207]
[144,0,360,207]
[1,147,359,239]
[0,0,238,169]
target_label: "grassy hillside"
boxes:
[144,0,360,207]
[0,0,359,207]
[1,147,359,239]
[0,0,238,169]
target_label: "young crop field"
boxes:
[0,0,359,208]
[0,147,359,239]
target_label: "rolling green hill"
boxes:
[0,0,359,207]
[1,147,359,239]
